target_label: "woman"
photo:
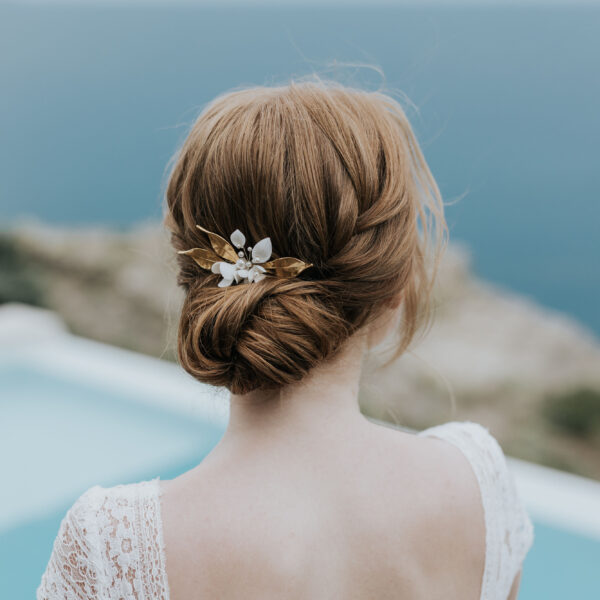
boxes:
[37,78,534,600]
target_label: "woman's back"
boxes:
[38,420,533,600]
[162,420,487,600]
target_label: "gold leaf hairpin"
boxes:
[178,225,313,287]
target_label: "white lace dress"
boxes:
[37,420,535,600]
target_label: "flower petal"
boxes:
[253,272,266,282]
[219,262,236,279]
[218,277,233,287]
[230,229,246,248]
[211,261,224,274]
[237,269,249,279]
[252,237,272,263]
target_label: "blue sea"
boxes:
[0,4,599,334]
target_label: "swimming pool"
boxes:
[2,305,599,599]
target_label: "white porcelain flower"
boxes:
[251,237,272,263]
[230,229,246,249]
[210,231,272,286]
[237,263,267,283]
[211,260,239,287]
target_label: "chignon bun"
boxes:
[165,77,447,395]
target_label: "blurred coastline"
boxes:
[2,220,599,480]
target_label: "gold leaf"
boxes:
[263,257,313,278]
[196,225,239,263]
[178,247,222,271]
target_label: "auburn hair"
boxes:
[164,77,447,395]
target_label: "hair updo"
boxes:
[164,77,447,395]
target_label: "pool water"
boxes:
[0,361,227,598]
[1,365,226,530]
[1,362,599,599]
[521,521,600,599]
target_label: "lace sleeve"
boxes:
[36,489,100,600]
[418,420,535,600]
[90,478,169,600]
[37,479,169,600]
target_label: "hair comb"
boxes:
[178,225,313,287]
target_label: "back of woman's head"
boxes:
[165,77,447,395]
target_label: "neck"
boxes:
[219,331,369,448]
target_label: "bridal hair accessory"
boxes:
[178,225,313,287]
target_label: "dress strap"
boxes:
[417,420,534,600]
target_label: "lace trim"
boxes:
[152,477,171,600]
[418,420,534,600]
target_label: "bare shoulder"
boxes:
[366,421,487,589]
[367,419,488,509]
